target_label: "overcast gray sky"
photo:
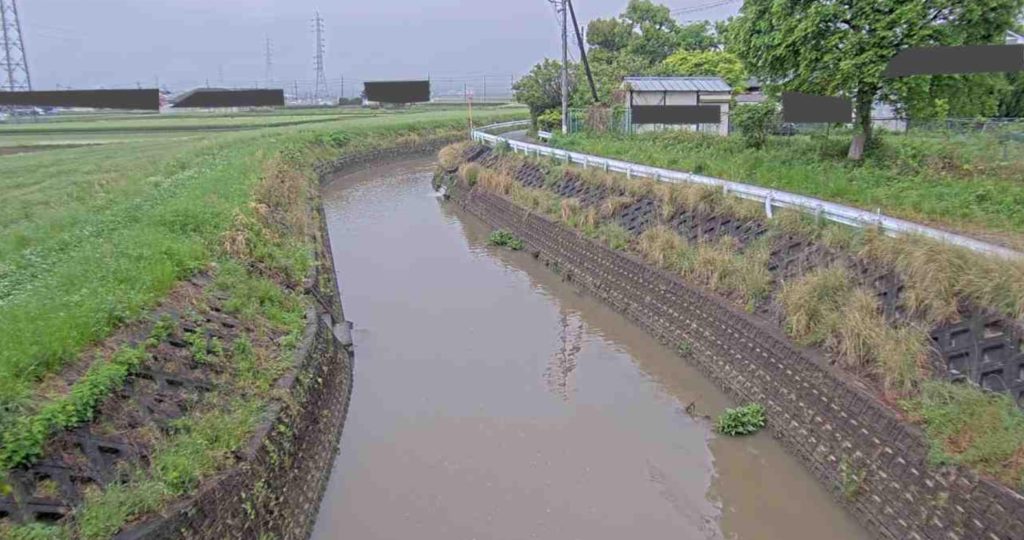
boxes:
[20,0,740,93]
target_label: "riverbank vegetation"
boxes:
[446,143,1024,491]
[0,106,526,538]
[550,130,1024,250]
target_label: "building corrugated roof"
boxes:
[623,76,731,93]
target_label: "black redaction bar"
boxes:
[630,105,720,124]
[0,89,159,110]
[172,89,284,108]
[363,80,430,103]
[885,45,1024,77]
[781,92,852,123]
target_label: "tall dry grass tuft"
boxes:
[638,226,686,269]
[834,290,883,370]
[860,232,1024,323]
[600,196,635,218]
[779,266,853,347]
[560,198,582,224]
[577,167,620,191]
[438,142,471,171]
[780,265,929,399]
[254,154,312,238]
[876,325,929,400]
[478,168,514,195]
[624,177,658,199]
[681,185,726,215]
[458,162,482,186]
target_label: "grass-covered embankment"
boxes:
[549,130,1024,249]
[446,143,1024,491]
[0,107,525,538]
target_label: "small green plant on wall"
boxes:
[488,230,524,250]
[715,403,767,436]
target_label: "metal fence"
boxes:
[472,120,1022,261]
[566,108,722,136]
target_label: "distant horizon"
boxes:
[15,0,740,94]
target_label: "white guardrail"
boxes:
[472,120,1022,261]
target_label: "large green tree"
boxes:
[513,59,577,126]
[660,50,747,91]
[732,0,1024,159]
[675,21,721,52]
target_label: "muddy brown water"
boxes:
[311,158,869,540]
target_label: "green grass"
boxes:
[904,381,1024,490]
[0,105,526,537]
[0,107,526,433]
[550,130,1024,245]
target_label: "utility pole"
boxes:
[0,0,32,91]
[340,74,344,98]
[560,0,569,134]
[312,10,328,102]
[264,36,273,86]
[568,0,598,102]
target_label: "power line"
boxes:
[0,0,32,91]
[670,0,740,16]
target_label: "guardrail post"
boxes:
[627,166,633,179]
[603,160,609,172]
[583,156,588,169]
[764,193,774,219]
[563,150,570,164]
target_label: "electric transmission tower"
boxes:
[264,36,273,86]
[311,10,328,102]
[0,0,32,91]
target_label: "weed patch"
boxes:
[903,382,1024,490]
[715,403,767,436]
[488,230,524,251]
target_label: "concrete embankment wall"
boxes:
[119,136,460,539]
[448,177,1024,540]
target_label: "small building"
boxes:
[736,77,766,105]
[622,76,732,136]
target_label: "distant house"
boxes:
[622,76,732,136]
[736,77,766,105]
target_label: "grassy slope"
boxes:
[0,107,525,426]
[550,131,1024,246]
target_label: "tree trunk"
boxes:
[847,89,874,161]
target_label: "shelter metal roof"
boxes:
[623,76,731,93]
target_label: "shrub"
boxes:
[487,230,524,250]
[715,403,767,436]
[732,101,779,149]
[537,108,562,132]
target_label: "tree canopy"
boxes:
[660,50,747,91]
[731,0,1024,158]
[513,58,576,124]
[574,0,724,107]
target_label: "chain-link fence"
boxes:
[567,107,723,136]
